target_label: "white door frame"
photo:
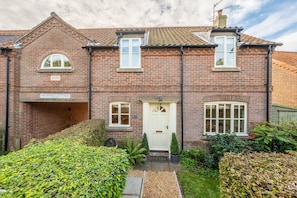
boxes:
[141,98,178,151]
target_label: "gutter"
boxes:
[180,46,184,150]
[266,45,272,122]
[0,48,11,151]
[87,47,93,119]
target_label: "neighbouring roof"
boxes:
[273,51,297,70]
[0,13,281,48]
[0,30,27,47]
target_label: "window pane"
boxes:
[219,104,224,118]
[121,115,129,125]
[121,104,129,113]
[226,52,234,66]
[227,38,234,52]
[216,53,224,66]
[121,54,129,67]
[112,104,119,113]
[234,105,239,118]
[122,40,129,53]
[226,120,231,132]
[211,120,216,132]
[44,57,51,67]
[132,39,140,53]
[215,38,224,51]
[52,55,61,67]
[205,120,210,132]
[63,56,71,67]
[219,120,224,133]
[234,120,239,132]
[132,53,140,67]
[240,106,245,118]
[226,104,231,118]
[112,115,118,124]
[212,105,216,118]
[240,120,244,132]
[206,105,210,118]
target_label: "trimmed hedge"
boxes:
[0,139,130,197]
[40,119,106,147]
[220,152,297,197]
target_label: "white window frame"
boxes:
[41,54,71,69]
[214,36,236,67]
[204,102,247,136]
[120,38,141,68]
[109,102,130,127]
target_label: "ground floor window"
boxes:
[109,102,130,127]
[204,102,247,135]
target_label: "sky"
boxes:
[0,0,296,51]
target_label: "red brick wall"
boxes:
[14,26,90,147]
[90,46,269,147]
[3,25,271,149]
[272,60,297,108]
[21,102,87,147]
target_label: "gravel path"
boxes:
[128,170,182,198]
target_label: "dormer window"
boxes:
[120,38,141,68]
[215,36,236,67]
[41,54,71,69]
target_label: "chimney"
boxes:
[214,9,227,27]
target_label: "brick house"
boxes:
[0,12,280,151]
[272,51,297,123]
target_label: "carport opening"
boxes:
[23,102,88,146]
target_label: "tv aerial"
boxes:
[211,0,234,23]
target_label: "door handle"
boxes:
[166,125,168,129]
[156,130,162,133]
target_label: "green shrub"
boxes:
[122,136,146,165]
[181,148,205,170]
[0,139,130,197]
[204,134,247,169]
[220,152,297,197]
[141,133,149,155]
[170,133,179,155]
[40,119,106,147]
[252,121,297,152]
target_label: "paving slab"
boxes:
[123,176,143,198]
[134,160,183,172]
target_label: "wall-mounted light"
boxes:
[158,96,162,106]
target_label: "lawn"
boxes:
[177,171,220,198]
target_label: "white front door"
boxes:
[148,104,170,151]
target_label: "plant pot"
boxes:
[170,154,179,164]
[144,154,150,164]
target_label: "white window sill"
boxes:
[106,126,133,132]
[117,68,143,73]
[38,68,74,73]
[212,67,241,72]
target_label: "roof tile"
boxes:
[1,25,277,48]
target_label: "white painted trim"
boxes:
[142,102,149,135]
[142,101,177,151]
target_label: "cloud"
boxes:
[0,0,218,29]
[275,31,297,52]
[244,6,297,39]
[1,0,296,52]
